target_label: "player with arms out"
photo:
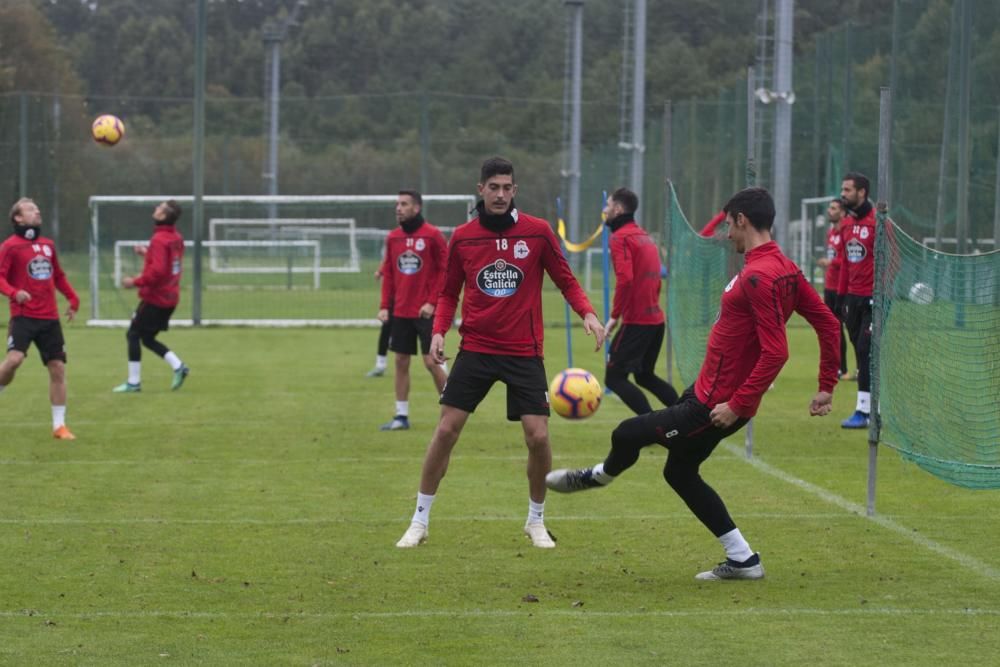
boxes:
[113,200,189,393]
[0,198,80,439]
[396,157,606,549]
[547,187,841,579]
[377,190,448,430]
[603,187,678,415]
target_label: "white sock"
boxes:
[376,354,387,370]
[395,400,409,417]
[718,528,754,563]
[128,361,141,385]
[412,492,435,526]
[857,391,871,414]
[52,405,66,430]
[438,361,448,373]
[592,462,616,485]
[527,499,545,525]
[164,351,183,371]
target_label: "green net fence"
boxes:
[873,216,1000,489]
[664,182,738,388]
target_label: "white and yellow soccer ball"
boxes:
[908,282,934,305]
[92,114,125,147]
[549,368,602,419]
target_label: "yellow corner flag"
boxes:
[557,218,605,253]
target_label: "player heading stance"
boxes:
[377,190,448,430]
[396,157,606,549]
[0,198,80,439]
[547,187,841,579]
[603,187,678,414]
[113,200,189,393]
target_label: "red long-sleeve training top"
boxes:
[609,220,664,325]
[0,234,79,319]
[133,224,185,308]
[694,241,841,418]
[433,210,595,357]
[380,222,447,318]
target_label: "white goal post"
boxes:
[208,218,360,274]
[113,239,323,289]
[88,194,476,326]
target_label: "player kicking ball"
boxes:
[113,200,189,393]
[547,187,841,579]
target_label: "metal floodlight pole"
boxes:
[771,0,794,253]
[956,0,973,255]
[262,1,307,221]
[565,0,584,251]
[629,0,647,216]
[994,106,1000,247]
[192,0,207,324]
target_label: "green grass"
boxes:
[1,322,999,665]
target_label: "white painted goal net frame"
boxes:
[88,194,476,327]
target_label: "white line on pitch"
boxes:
[0,607,997,621]
[0,512,853,525]
[722,442,1000,580]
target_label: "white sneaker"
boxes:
[523,522,556,548]
[395,522,428,548]
[695,553,764,580]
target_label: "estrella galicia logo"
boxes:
[845,238,866,263]
[476,259,524,297]
[397,250,422,275]
[27,255,53,280]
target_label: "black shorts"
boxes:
[440,350,549,421]
[607,322,665,375]
[389,316,433,356]
[842,294,872,343]
[6,316,67,365]
[619,386,749,466]
[129,301,175,336]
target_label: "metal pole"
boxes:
[956,0,972,255]
[52,93,61,245]
[994,106,1000,248]
[663,102,673,384]
[747,67,757,187]
[868,86,893,517]
[771,0,793,252]
[629,0,647,215]
[420,91,430,194]
[192,0,207,325]
[745,66,756,459]
[19,93,28,198]
[842,24,853,172]
[935,1,959,249]
[266,37,281,224]
[566,0,584,251]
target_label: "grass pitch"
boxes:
[1,322,999,665]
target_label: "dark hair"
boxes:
[480,156,515,183]
[9,197,34,224]
[398,189,423,207]
[161,199,182,225]
[723,187,775,232]
[843,171,870,199]
[829,198,847,210]
[610,187,639,214]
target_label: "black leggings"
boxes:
[127,329,169,362]
[377,316,392,356]
[603,388,748,537]
[605,365,679,415]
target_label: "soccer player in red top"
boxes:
[376,190,448,430]
[603,187,678,414]
[113,200,189,393]
[836,172,876,429]
[815,198,850,379]
[547,187,841,580]
[396,157,606,549]
[0,198,80,440]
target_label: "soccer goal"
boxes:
[89,194,475,326]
